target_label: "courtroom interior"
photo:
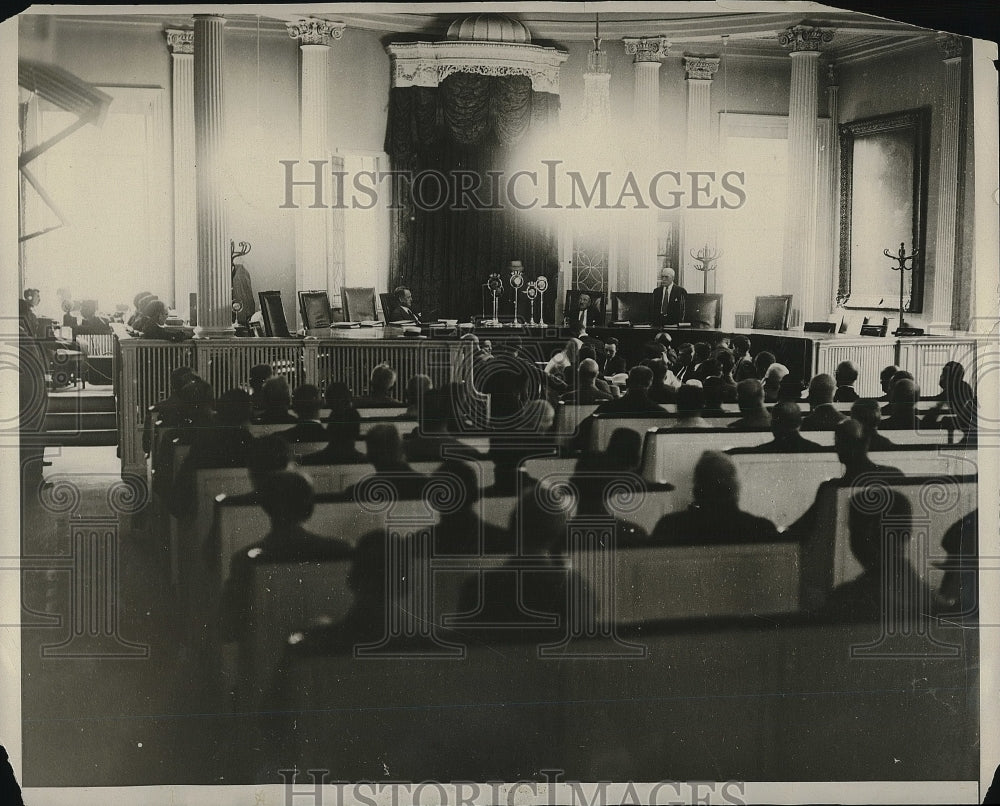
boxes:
[12,3,994,794]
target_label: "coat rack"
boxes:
[883,241,919,334]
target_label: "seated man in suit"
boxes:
[881,378,920,431]
[801,374,849,431]
[877,364,899,402]
[727,379,771,431]
[403,388,482,462]
[354,363,404,408]
[300,414,367,466]
[784,418,903,542]
[253,376,297,425]
[671,383,712,429]
[561,357,615,404]
[816,489,947,622]
[728,401,826,454]
[219,470,353,644]
[568,291,603,329]
[603,337,627,376]
[651,267,687,326]
[593,365,665,416]
[432,459,508,555]
[387,285,422,324]
[277,384,328,444]
[849,398,895,451]
[834,361,860,402]
[75,300,112,335]
[140,300,191,342]
[650,451,782,545]
[346,424,429,500]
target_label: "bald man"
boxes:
[881,378,920,431]
[652,267,687,326]
[801,374,849,431]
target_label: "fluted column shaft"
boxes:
[782,49,821,326]
[167,30,196,322]
[624,37,668,293]
[931,37,964,332]
[193,15,232,335]
[684,57,720,294]
[288,19,343,327]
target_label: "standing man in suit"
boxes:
[387,285,422,324]
[652,267,687,326]
[570,291,603,329]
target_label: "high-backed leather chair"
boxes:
[341,287,377,322]
[298,291,331,329]
[684,293,722,329]
[751,295,792,330]
[258,291,292,337]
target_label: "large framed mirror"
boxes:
[837,107,930,312]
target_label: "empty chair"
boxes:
[298,290,331,329]
[684,293,722,329]
[258,290,292,337]
[340,286,377,321]
[751,295,792,330]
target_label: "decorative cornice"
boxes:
[165,28,193,55]
[386,41,568,94]
[778,26,835,53]
[623,36,671,63]
[936,33,963,61]
[683,56,720,81]
[287,18,345,46]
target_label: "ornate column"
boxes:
[779,25,832,326]
[683,56,720,293]
[288,19,344,326]
[192,14,232,336]
[930,34,964,332]
[817,60,839,317]
[623,36,669,293]
[166,28,196,321]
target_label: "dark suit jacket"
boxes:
[801,403,849,431]
[569,306,604,329]
[276,420,329,444]
[833,385,859,402]
[650,504,781,546]
[726,432,827,454]
[388,305,421,324]
[652,284,687,326]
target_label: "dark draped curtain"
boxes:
[385,73,560,321]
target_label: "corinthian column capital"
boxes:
[165,28,194,55]
[683,56,720,81]
[287,18,345,47]
[778,26,834,53]
[624,36,670,63]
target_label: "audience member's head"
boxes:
[605,338,619,358]
[79,300,98,319]
[407,374,433,407]
[732,335,751,358]
[325,409,362,447]
[578,358,600,384]
[676,383,706,418]
[178,377,215,423]
[369,363,397,397]
[736,379,766,412]
[260,376,292,412]
[835,361,859,388]
[850,398,883,436]
[249,363,273,393]
[643,358,668,385]
[247,435,293,489]
[693,342,711,364]
[880,365,900,396]
[889,378,920,406]
[762,362,789,401]
[215,388,253,427]
[807,373,837,405]
[940,360,965,388]
[324,381,354,411]
[778,374,806,402]
[169,366,196,395]
[834,417,870,466]
[692,451,740,508]
[259,470,315,527]
[716,350,735,378]
[291,384,323,420]
[578,344,598,365]
[417,389,449,432]
[753,351,776,379]
[365,424,406,468]
[771,401,803,436]
[604,428,642,471]
[143,299,168,325]
[703,376,725,410]
[436,459,479,511]
[848,489,912,572]
[626,365,653,393]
